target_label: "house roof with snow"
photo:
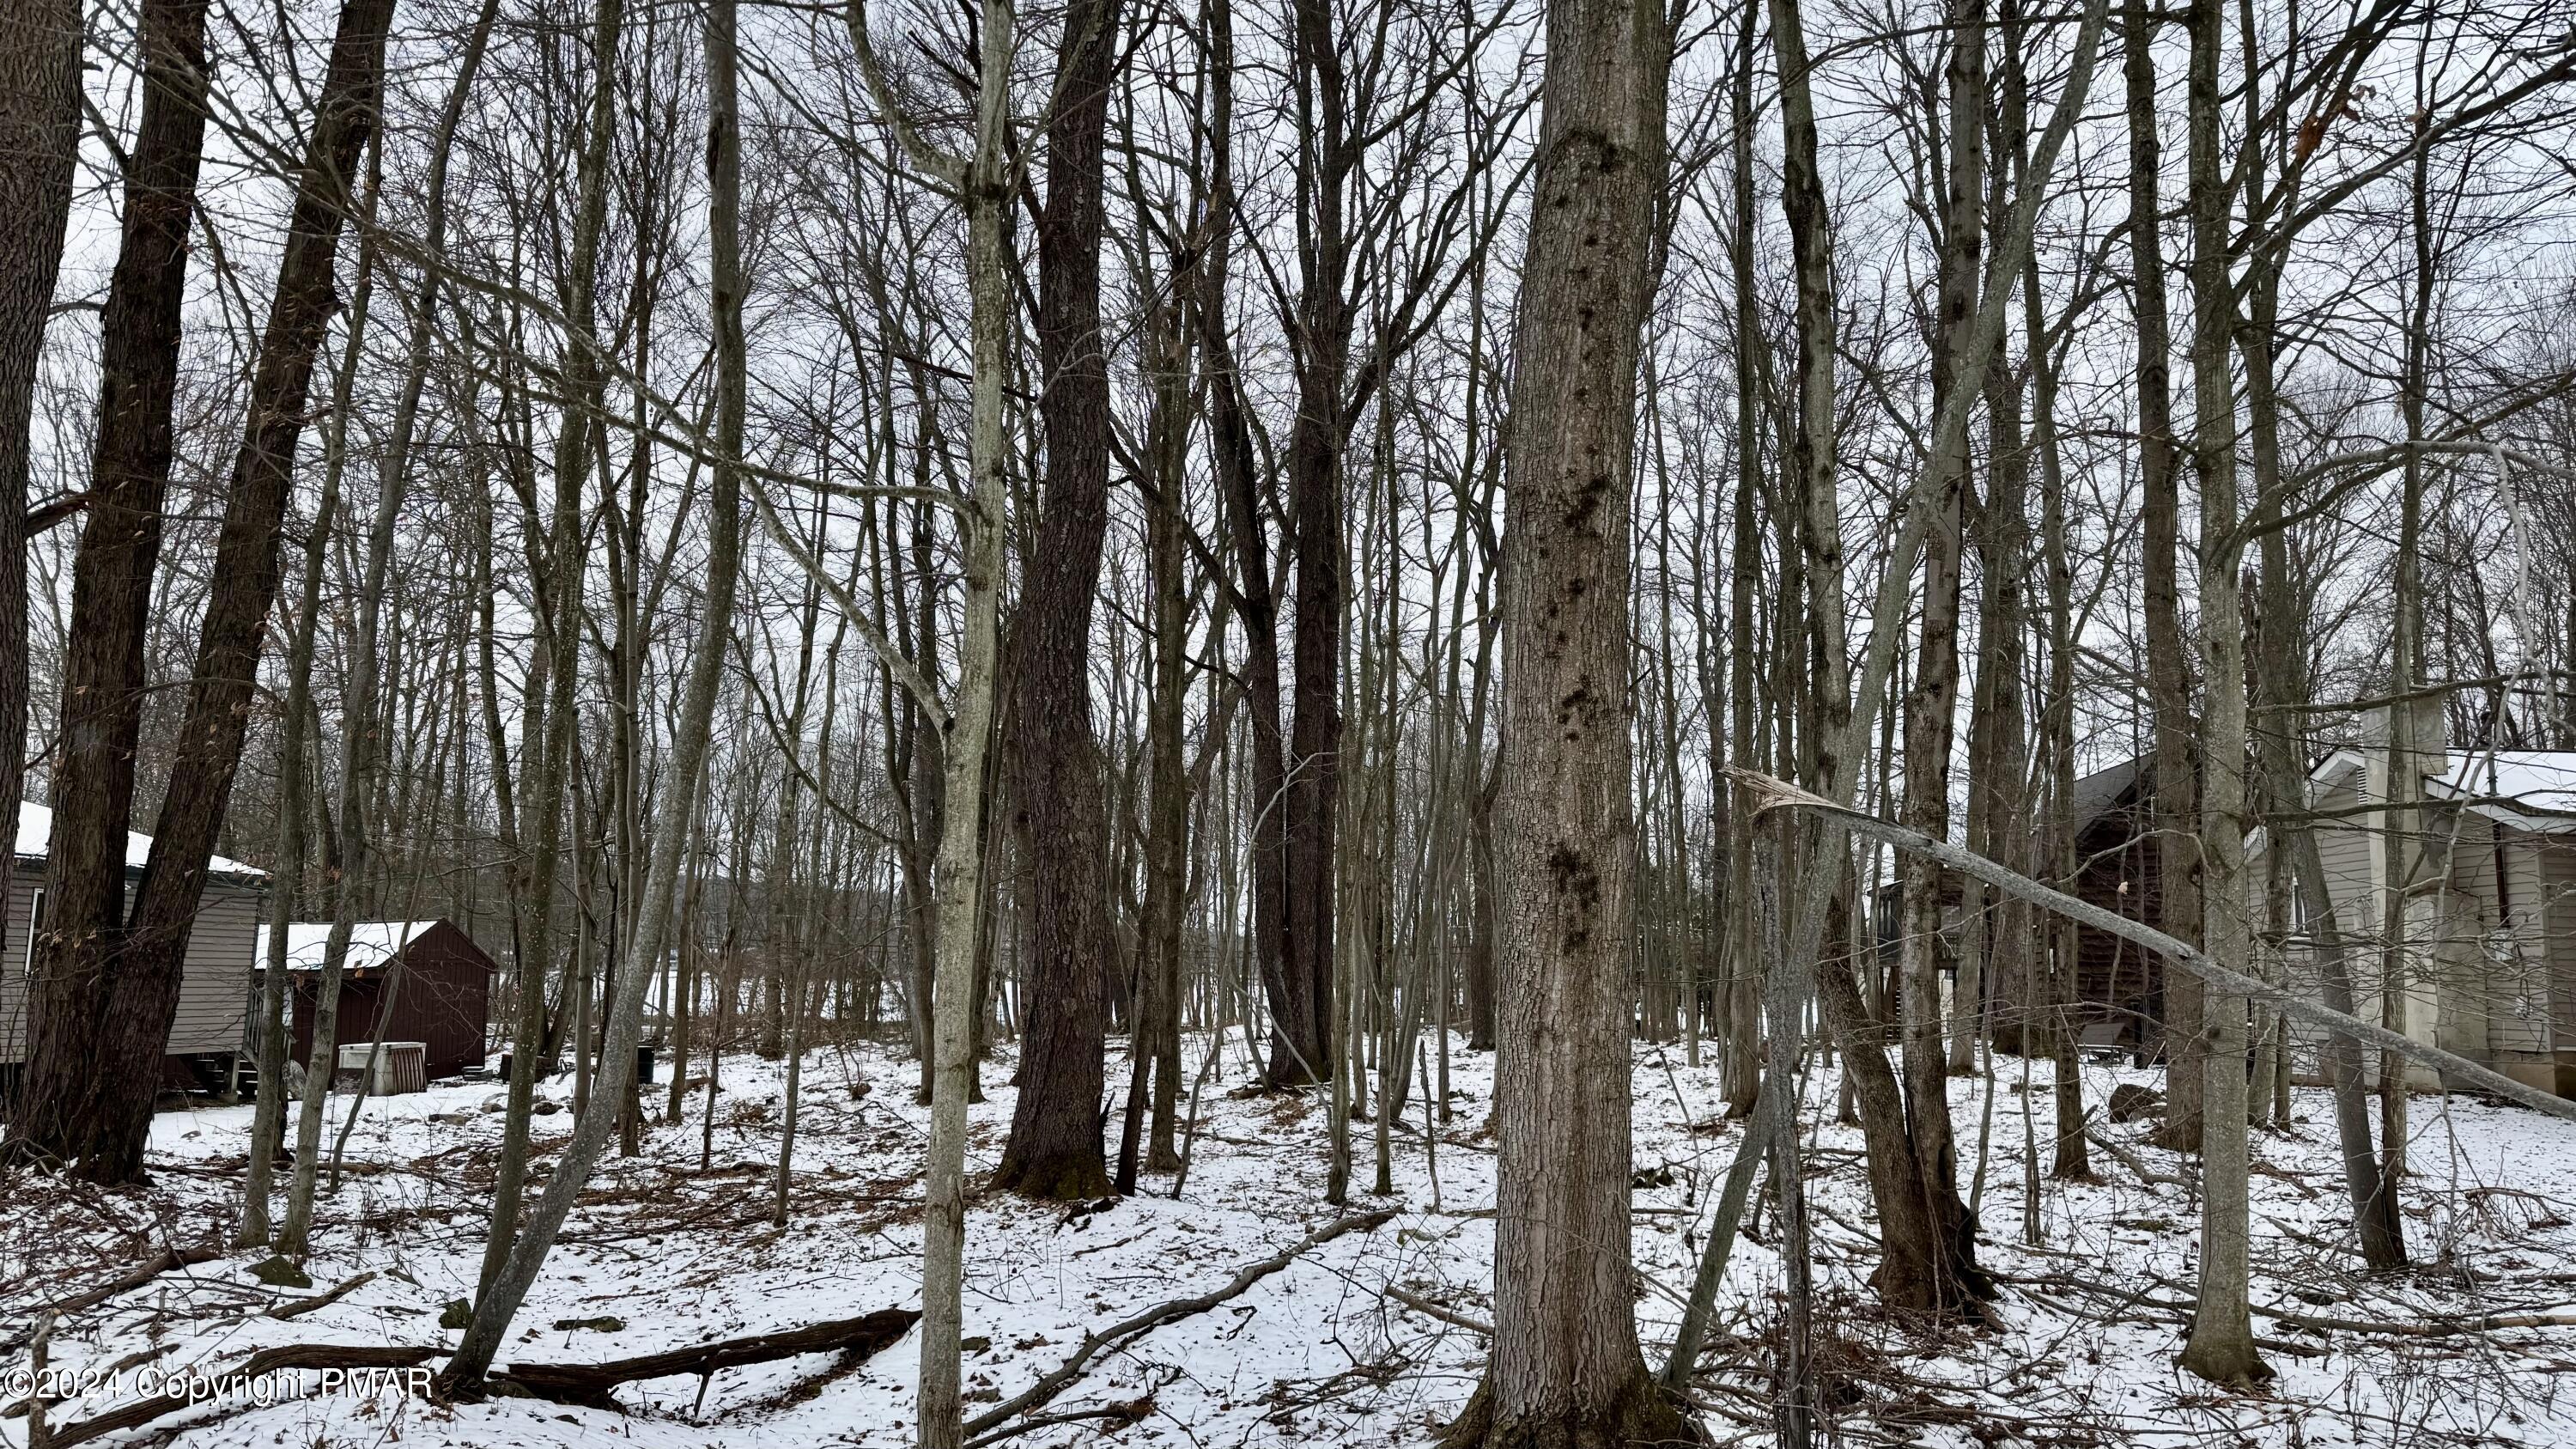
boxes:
[2309,749,2576,834]
[13,800,269,884]
[256,921,446,974]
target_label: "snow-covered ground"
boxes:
[8,1032,2576,1447]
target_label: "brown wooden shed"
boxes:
[261,920,495,1081]
[2065,756,2170,1048]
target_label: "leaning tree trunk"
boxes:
[442,0,742,1383]
[2241,212,2404,1269]
[9,0,209,1171]
[480,0,621,1295]
[119,0,397,1004]
[1437,0,1686,1437]
[0,0,81,887]
[994,0,1122,1201]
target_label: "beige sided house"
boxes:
[2287,701,2576,1098]
[1,801,270,1090]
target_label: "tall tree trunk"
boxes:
[1438,0,1686,1435]
[7,0,209,1166]
[2175,0,2266,1388]
[2033,251,2088,1181]
[244,265,370,1244]
[1139,281,1194,1174]
[1884,0,1984,1312]
[2239,199,2405,1269]
[0,0,81,894]
[1188,0,1300,1085]
[1754,0,2103,1320]
[1281,0,1352,1092]
[2125,0,2203,1153]
[1966,9,2033,1068]
[19,0,402,1182]
[994,0,1122,1200]
[1719,3,1764,1120]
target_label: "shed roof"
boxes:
[14,801,267,883]
[257,921,453,974]
[2069,756,2149,831]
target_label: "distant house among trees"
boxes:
[1894,757,2178,1054]
[2286,702,2576,1099]
[2063,757,2174,1050]
[1,801,269,1090]
[258,920,496,1081]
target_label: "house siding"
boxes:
[0,861,261,1066]
[2547,841,2576,1084]
[0,871,32,1062]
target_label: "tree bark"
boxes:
[14,0,214,1173]
[2174,0,2265,1386]
[1280,0,1352,1093]
[1439,0,1687,1435]
[995,0,1122,1200]
[0,0,81,894]
[1886,0,1986,1315]
[2123,0,2203,1153]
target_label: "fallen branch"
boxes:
[51,1311,921,1443]
[491,1308,921,1410]
[1734,768,2576,1124]
[1384,1284,1492,1335]
[2087,1128,2182,1187]
[963,1394,1155,1447]
[964,1209,1396,1434]
[267,1271,377,1321]
[2263,1306,2576,1337]
[2,1245,226,1353]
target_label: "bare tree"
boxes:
[1437,0,1688,1434]
[0,0,81,880]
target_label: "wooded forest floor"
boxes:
[9,1032,2576,1448]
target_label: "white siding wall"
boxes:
[0,869,32,1062]
[0,861,260,1064]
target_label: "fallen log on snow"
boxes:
[1384,1283,1493,1335]
[47,1309,922,1443]
[964,1209,1396,1435]
[2086,1126,2182,1188]
[489,1307,921,1410]
[2261,1305,2576,1338]
[267,1271,378,1322]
